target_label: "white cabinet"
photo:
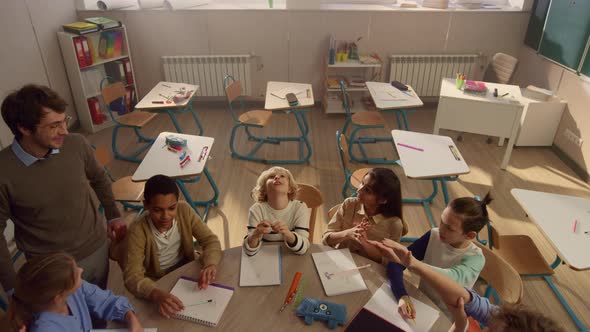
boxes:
[322,59,382,114]
[516,91,566,147]
[57,25,137,133]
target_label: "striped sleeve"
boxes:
[243,206,263,256]
[287,202,310,255]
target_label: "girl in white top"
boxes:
[243,167,310,256]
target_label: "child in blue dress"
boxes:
[7,252,142,332]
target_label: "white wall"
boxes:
[78,10,529,99]
[513,47,590,175]
[0,0,77,147]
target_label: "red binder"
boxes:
[122,58,133,85]
[87,97,103,125]
[81,37,92,66]
[124,87,133,114]
[73,37,88,68]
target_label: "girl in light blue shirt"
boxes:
[7,252,143,332]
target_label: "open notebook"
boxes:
[240,244,282,286]
[312,248,368,296]
[170,276,234,327]
[347,282,439,332]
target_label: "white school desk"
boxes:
[108,245,450,331]
[350,82,423,165]
[511,189,590,270]
[263,81,314,164]
[132,131,218,220]
[433,78,524,170]
[392,130,470,230]
[511,188,589,330]
[135,82,203,135]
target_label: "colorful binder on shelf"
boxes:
[113,30,123,57]
[122,58,133,84]
[73,37,89,68]
[81,37,92,66]
[63,21,99,35]
[98,31,115,59]
[87,97,104,125]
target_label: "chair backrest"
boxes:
[94,145,115,167]
[328,204,341,220]
[482,53,519,85]
[295,183,324,242]
[339,80,353,117]
[223,75,244,122]
[475,241,524,304]
[101,80,127,104]
[336,130,352,176]
[486,221,501,250]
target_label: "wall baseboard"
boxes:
[552,144,589,182]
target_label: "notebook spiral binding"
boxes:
[175,312,216,327]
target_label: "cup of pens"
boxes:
[455,73,465,90]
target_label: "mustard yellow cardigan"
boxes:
[124,201,222,299]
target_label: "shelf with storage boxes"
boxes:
[57,25,137,133]
[322,58,382,114]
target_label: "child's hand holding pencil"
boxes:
[398,295,416,324]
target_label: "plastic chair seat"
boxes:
[239,110,272,126]
[112,176,145,202]
[350,168,372,188]
[493,235,554,276]
[351,111,385,126]
[118,111,157,127]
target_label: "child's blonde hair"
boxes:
[7,252,77,331]
[251,167,298,202]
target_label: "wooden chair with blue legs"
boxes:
[481,223,586,328]
[336,130,372,199]
[473,241,523,329]
[223,75,273,163]
[93,145,145,214]
[100,78,157,163]
[294,183,324,243]
[341,81,396,165]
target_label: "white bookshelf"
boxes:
[322,58,382,114]
[57,25,138,133]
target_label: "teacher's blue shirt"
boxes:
[30,280,134,332]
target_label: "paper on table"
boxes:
[375,91,407,101]
[270,87,305,99]
[364,283,439,332]
[240,245,282,286]
[312,248,368,296]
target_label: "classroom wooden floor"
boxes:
[88,102,590,331]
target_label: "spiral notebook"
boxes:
[170,276,234,327]
[240,244,282,286]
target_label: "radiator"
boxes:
[162,55,252,97]
[389,54,481,97]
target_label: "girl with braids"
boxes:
[384,193,493,321]
[7,252,142,332]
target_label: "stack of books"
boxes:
[84,17,121,30]
[63,22,99,35]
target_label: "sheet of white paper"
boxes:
[364,283,440,332]
[270,87,305,99]
[312,248,368,296]
[240,245,282,286]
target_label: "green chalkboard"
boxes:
[538,0,590,70]
[524,0,550,50]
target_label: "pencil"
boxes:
[406,301,416,325]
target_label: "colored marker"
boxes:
[185,299,213,307]
[280,272,302,312]
[449,145,461,161]
[397,143,424,152]
[152,101,164,104]
[573,219,578,233]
